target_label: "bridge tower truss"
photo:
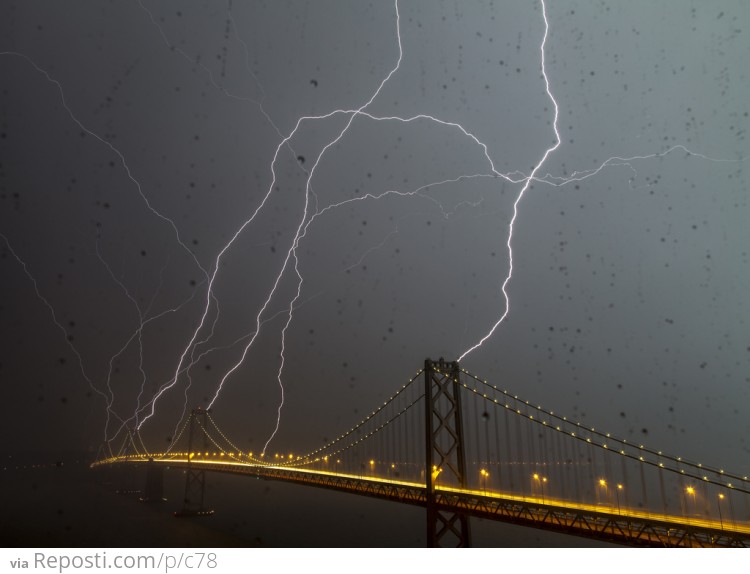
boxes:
[175,408,214,517]
[424,358,472,547]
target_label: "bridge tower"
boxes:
[175,408,214,517]
[424,358,471,547]
[114,429,141,495]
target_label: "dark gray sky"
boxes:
[1,1,748,479]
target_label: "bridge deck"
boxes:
[92,455,750,547]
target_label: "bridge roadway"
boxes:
[93,455,750,548]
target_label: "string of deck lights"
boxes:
[113,387,424,469]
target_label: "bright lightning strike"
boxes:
[209,0,405,455]
[0,52,208,278]
[0,49,210,439]
[4,1,746,458]
[0,233,113,433]
[458,0,560,362]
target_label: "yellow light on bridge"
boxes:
[718,493,725,500]
[599,479,607,487]
[533,473,539,480]
[686,486,695,495]
[370,459,375,466]
[617,484,623,490]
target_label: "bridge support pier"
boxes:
[424,358,471,547]
[114,430,141,496]
[175,408,214,517]
[140,459,165,503]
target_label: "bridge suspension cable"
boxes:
[283,369,425,464]
[455,366,750,496]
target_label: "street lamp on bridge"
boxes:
[480,469,489,494]
[685,486,696,520]
[431,465,443,489]
[597,478,608,506]
[532,473,547,503]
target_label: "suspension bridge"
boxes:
[92,358,750,547]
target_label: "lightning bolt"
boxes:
[4,1,746,455]
[95,240,209,440]
[534,144,746,189]
[458,0,559,363]
[95,239,147,440]
[126,0,534,437]
[106,289,325,450]
[0,50,211,435]
[193,0,746,453]
[206,0,405,456]
[1,233,113,433]
[0,51,208,278]
[251,0,745,450]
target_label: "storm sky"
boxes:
[1,0,748,480]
